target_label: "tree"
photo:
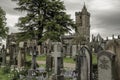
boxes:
[0,7,9,39]
[12,0,75,45]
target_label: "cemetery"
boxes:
[0,0,120,80]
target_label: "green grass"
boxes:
[37,55,46,61]
[27,54,98,64]
[26,55,46,61]
[64,57,75,63]
[39,64,46,68]
[92,54,97,65]
[0,68,10,80]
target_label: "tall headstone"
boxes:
[10,42,17,65]
[105,40,120,80]
[1,45,6,66]
[72,45,77,57]
[46,39,53,72]
[98,50,115,80]
[46,54,53,72]
[18,42,26,68]
[67,44,71,56]
[51,42,64,80]
[31,40,38,70]
[62,45,66,57]
[76,46,92,80]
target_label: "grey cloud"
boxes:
[8,26,19,33]
[90,8,120,36]
[0,0,24,16]
[0,0,120,37]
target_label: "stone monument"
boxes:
[51,42,64,80]
[98,50,115,80]
[76,45,92,80]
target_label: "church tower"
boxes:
[75,4,90,44]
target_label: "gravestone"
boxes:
[46,54,53,72]
[27,40,39,80]
[98,50,115,80]
[8,34,18,65]
[31,40,38,70]
[72,45,77,57]
[18,42,26,68]
[10,41,17,65]
[62,44,66,57]
[45,40,53,72]
[105,40,120,80]
[76,45,92,80]
[1,45,6,66]
[51,42,64,80]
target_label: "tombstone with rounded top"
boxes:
[98,50,115,80]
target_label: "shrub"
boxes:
[1,66,10,74]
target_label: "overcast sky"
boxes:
[0,0,120,39]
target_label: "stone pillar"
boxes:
[98,50,115,80]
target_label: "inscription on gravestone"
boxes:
[98,51,115,80]
[99,57,110,69]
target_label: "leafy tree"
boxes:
[0,7,9,39]
[12,0,75,45]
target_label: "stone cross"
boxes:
[51,42,64,80]
[52,42,62,74]
[98,50,115,80]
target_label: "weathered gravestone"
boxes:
[51,42,64,80]
[9,41,17,65]
[76,45,92,80]
[0,45,6,66]
[46,54,53,72]
[45,39,53,72]
[18,42,26,68]
[27,40,39,80]
[72,45,77,57]
[31,40,38,70]
[98,50,115,80]
[105,40,120,80]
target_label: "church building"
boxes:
[61,4,91,56]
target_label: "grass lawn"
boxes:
[0,68,10,80]
[26,55,46,61]
[92,54,97,65]
[27,54,98,65]
[64,57,75,63]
